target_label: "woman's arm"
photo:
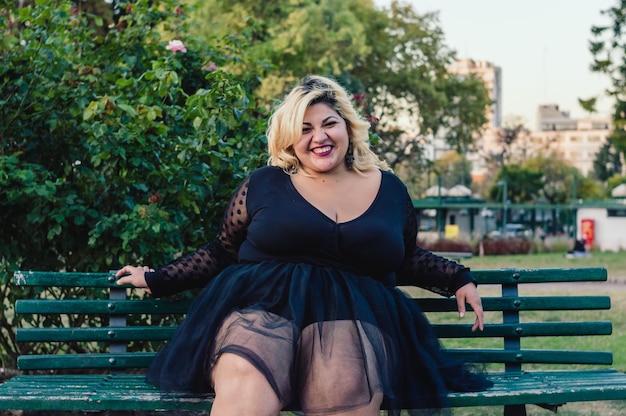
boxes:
[395,195,484,331]
[116,176,251,297]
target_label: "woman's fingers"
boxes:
[115,265,149,289]
[455,283,485,332]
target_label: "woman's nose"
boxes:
[312,128,327,141]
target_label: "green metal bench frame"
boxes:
[1,267,626,415]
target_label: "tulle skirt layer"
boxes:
[145,260,491,413]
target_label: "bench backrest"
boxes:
[12,267,612,373]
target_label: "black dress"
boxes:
[144,166,491,413]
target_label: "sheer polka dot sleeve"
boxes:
[144,177,251,297]
[395,192,475,297]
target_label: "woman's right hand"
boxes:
[116,265,153,294]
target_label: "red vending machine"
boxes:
[580,218,595,251]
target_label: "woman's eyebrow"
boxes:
[303,116,339,125]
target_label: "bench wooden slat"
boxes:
[13,267,608,288]
[16,299,192,314]
[471,267,607,284]
[14,271,117,288]
[16,321,612,342]
[432,321,612,338]
[0,374,212,411]
[18,353,156,370]
[17,296,609,315]
[416,296,611,312]
[0,374,211,412]
[16,321,611,344]
[449,370,626,407]
[446,349,613,365]
[16,327,176,342]
[16,348,613,370]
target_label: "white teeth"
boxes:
[313,146,332,154]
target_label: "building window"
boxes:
[608,208,626,217]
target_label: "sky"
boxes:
[373,0,616,131]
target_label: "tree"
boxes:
[1,0,268,367]
[189,0,491,169]
[523,154,584,234]
[593,139,622,182]
[485,124,529,167]
[348,1,490,168]
[578,97,598,116]
[433,150,472,189]
[2,0,267,269]
[523,155,580,204]
[191,0,372,99]
[488,164,543,204]
[589,2,626,157]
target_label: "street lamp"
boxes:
[496,180,507,237]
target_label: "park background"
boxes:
[3,1,626,414]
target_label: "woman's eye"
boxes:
[324,121,337,128]
[302,127,312,134]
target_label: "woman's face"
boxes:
[294,103,350,175]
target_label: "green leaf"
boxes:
[193,116,203,131]
[83,101,99,121]
[118,104,137,117]
[116,78,135,88]
[47,224,62,240]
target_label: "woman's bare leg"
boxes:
[299,321,385,416]
[303,392,383,416]
[211,353,282,416]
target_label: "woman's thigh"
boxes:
[297,320,386,414]
[209,308,297,405]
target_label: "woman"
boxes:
[116,75,491,415]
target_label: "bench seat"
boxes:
[3,370,626,411]
[2,267,626,415]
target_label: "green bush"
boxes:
[0,0,268,370]
[418,238,473,254]
[479,238,533,256]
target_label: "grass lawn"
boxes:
[462,251,626,282]
[440,251,626,415]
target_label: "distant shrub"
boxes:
[548,240,573,254]
[479,238,533,255]
[418,239,473,253]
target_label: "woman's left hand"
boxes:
[455,282,485,332]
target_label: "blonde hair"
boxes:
[266,75,390,174]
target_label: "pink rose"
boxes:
[205,62,218,72]
[166,40,187,55]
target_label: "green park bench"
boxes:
[1,267,626,415]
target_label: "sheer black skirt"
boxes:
[146,260,492,413]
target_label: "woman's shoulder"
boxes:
[246,165,287,189]
[249,165,284,180]
[380,169,408,192]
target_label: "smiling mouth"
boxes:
[312,145,333,155]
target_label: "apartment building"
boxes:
[474,104,611,177]
[444,61,610,179]
[445,59,503,180]
[448,58,503,129]
[527,105,610,176]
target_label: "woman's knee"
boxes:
[212,353,264,388]
[211,353,282,415]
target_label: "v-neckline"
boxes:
[287,170,384,225]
